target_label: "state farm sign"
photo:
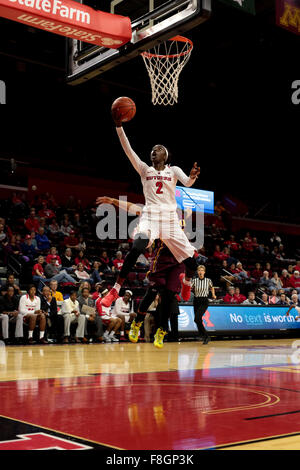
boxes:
[0,0,132,46]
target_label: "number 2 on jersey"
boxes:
[156,182,163,194]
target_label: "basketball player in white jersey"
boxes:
[100,116,200,308]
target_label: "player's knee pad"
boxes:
[183,256,198,278]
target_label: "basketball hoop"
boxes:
[141,35,193,106]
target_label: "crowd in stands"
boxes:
[0,192,299,344]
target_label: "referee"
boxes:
[192,265,216,344]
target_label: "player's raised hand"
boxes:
[96,196,114,205]
[111,109,123,128]
[190,162,200,179]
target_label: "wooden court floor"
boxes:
[1,338,300,450]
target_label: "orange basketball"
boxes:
[111,96,136,123]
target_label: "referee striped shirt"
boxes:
[192,277,213,298]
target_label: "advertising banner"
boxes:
[0,0,132,47]
[177,304,300,334]
[175,186,214,214]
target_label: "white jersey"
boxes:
[18,294,41,316]
[116,127,197,263]
[112,297,134,317]
[117,128,195,212]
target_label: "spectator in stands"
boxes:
[252,237,260,252]
[290,293,300,307]
[95,289,122,343]
[276,293,290,306]
[0,218,12,240]
[252,263,263,281]
[40,285,63,342]
[35,227,51,253]
[145,246,155,264]
[223,286,238,304]
[259,271,275,289]
[264,262,273,278]
[24,208,40,233]
[49,280,64,302]
[258,293,269,305]
[208,223,224,243]
[271,246,282,260]
[91,281,105,301]
[0,285,23,344]
[38,201,55,221]
[112,251,124,273]
[269,289,279,304]
[111,290,136,341]
[30,231,38,250]
[60,220,74,238]
[76,235,86,252]
[2,234,21,258]
[90,261,103,285]
[61,247,76,272]
[77,281,91,297]
[74,263,92,283]
[20,234,37,262]
[46,246,62,267]
[242,291,257,305]
[72,212,82,231]
[224,235,241,253]
[234,287,246,304]
[290,271,300,292]
[290,289,300,303]
[270,272,283,290]
[0,223,8,254]
[270,232,281,248]
[60,291,87,343]
[32,255,47,292]
[74,250,90,271]
[1,273,21,297]
[18,284,47,344]
[213,245,229,263]
[11,192,27,218]
[77,287,103,343]
[242,232,253,252]
[48,218,61,238]
[99,250,112,272]
[233,262,251,283]
[44,257,77,285]
[293,260,300,273]
[222,263,238,284]
[64,230,80,250]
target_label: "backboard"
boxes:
[66,0,211,85]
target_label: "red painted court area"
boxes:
[1,366,300,449]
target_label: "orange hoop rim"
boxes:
[141,35,193,59]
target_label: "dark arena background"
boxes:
[0,0,300,458]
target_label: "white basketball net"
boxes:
[141,36,193,106]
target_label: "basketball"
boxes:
[111,96,136,123]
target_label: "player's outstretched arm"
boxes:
[96,196,142,216]
[111,113,147,176]
[173,162,200,187]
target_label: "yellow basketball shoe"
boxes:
[128,320,143,343]
[154,328,167,349]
